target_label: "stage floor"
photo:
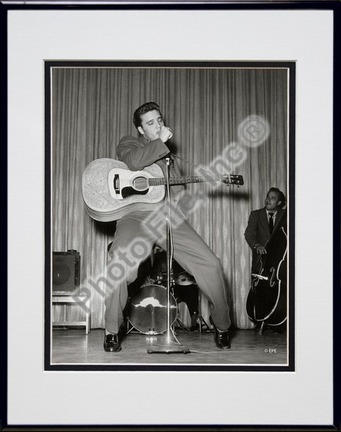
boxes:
[51,327,288,368]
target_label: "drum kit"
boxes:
[127,250,200,335]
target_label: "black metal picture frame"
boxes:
[2,1,340,430]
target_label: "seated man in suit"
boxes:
[244,187,286,272]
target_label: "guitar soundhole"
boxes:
[132,176,149,191]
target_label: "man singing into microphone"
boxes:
[103,102,232,352]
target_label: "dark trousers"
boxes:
[105,210,231,334]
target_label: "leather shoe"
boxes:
[103,333,122,352]
[210,318,231,349]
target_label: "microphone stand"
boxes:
[147,157,190,354]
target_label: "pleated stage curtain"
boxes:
[51,67,287,329]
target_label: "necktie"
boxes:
[268,212,274,234]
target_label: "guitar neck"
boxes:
[149,175,223,186]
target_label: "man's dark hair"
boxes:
[268,187,286,208]
[133,102,162,129]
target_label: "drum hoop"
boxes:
[128,283,177,335]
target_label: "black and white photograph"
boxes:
[5,6,337,428]
[47,63,293,369]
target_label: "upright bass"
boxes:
[246,210,287,334]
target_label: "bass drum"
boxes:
[127,284,177,335]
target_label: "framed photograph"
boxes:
[4,2,339,429]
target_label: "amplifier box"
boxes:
[52,250,80,295]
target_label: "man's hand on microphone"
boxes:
[159,126,173,142]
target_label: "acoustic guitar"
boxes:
[82,158,244,222]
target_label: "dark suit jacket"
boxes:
[244,207,285,270]
[116,134,185,199]
[117,135,171,170]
